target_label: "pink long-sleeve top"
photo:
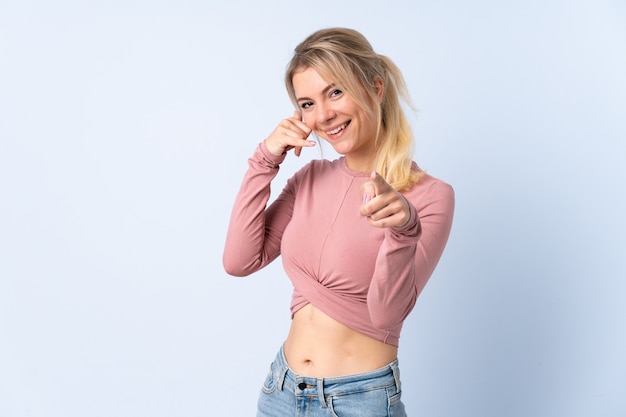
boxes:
[223,142,454,346]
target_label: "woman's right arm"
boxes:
[222,142,287,276]
[222,112,314,276]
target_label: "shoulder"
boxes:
[404,169,455,213]
[307,157,343,172]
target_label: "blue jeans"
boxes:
[257,345,407,416]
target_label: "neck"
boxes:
[345,154,376,173]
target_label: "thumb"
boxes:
[361,172,386,203]
[361,181,377,204]
[293,110,302,121]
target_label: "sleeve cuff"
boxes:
[258,141,287,166]
[391,199,421,238]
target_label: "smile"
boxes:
[326,121,350,135]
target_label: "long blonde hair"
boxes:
[285,28,422,191]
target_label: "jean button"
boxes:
[298,382,307,390]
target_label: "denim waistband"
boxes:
[273,345,402,408]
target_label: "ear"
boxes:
[373,76,384,104]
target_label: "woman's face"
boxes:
[292,67,382,172]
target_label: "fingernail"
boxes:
[363,194,370,203]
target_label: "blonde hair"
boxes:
[285,27,422,191]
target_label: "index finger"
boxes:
[370,172,393,195]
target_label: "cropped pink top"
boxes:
[223,142,454,346]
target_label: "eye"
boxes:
[300,101,313,110]
[330,89,343,98]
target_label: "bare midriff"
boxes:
[283,303,398,378]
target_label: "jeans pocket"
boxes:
[328,389,390,417]
[388,390,406,417]
[261,361,278,394]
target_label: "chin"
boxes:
[329,145,350,156]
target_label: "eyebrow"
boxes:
[296,83,336,102]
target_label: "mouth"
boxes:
[325,121,350,136]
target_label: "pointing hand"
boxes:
[360,172,411,228]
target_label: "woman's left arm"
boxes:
[363,178,455,330]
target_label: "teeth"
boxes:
[327,122,348,135]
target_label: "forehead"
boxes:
[292,67,334,95]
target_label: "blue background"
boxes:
[1,1,624,416]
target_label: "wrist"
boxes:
[263,139,285,156]
[259,141,287,164]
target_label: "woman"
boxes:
[223,27,454,416]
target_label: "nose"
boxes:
[315,102,336,125]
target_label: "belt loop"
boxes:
[317,378,327,408]
[390,361,402,393]
[277,364,288,392]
